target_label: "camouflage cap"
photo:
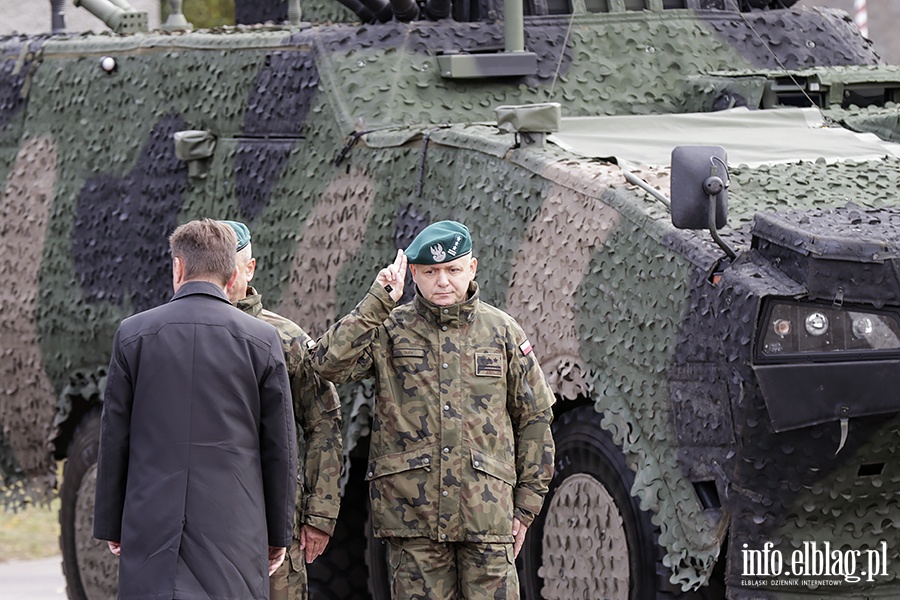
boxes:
[220,220,251,251]
[405,220,472,265]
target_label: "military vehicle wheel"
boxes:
[519,405,667,600]
[59,408,119,600]
[307,457,372,600]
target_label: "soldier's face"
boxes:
[410,255,477,306]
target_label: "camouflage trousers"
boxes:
[270,537,308,600]
[387,537,519,600]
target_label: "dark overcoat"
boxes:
[94,281,297,600]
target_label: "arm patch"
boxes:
[519,339,533,356]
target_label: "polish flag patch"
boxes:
[519,339,533,356]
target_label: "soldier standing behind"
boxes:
[312,220,555,600]
[221,220,343,600]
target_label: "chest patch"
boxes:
[475,352,504,377]
[392,347,426,373]
[393,348,425,358]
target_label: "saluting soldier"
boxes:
[312,220,555,600]
[222,220,344,600]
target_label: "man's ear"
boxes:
[172,256,185,291]
[246,257,257,283]
[226,266,239,290]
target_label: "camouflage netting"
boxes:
[828,103,900,144]
[0,133,58,508]
[710,258,900,596]
[4,5,900,596]
[665,158,900,594]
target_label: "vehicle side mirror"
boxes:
[670,145,728,230]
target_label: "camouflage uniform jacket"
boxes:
[313,281,555,543]
[238,287,343,536]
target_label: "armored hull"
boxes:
[3,3,900,598]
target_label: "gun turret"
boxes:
[74,0,148,33]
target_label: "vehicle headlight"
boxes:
[773,319,791,338]
[852,316,874,339]
[804,312,828,336]
[756,299,900,361]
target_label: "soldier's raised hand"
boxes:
[376,249,407,302]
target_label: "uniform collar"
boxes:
[171,280,231,304]
[236,285,264,317]
[414,281,479,327]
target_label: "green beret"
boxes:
[220,220,251,251]
[405,220,472,265]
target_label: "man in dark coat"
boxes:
[94,219,297,600]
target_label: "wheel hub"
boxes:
[538,473,630,600]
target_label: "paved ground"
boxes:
[0,555,67,600]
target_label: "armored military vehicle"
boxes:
[4,0,900,597]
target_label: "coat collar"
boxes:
[171,280,231,304]
[236,286,264,318]
[414,281,479,327]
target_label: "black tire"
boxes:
[307,457,373,600]
[59,413,378,600]
[59,407,119,600]
[518,405,723,600]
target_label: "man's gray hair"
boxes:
[236,242,253,267]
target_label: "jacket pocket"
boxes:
[463,448,516,536]
[366,447,433,481]
[471,448,516,486]
[366,446,436,536]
